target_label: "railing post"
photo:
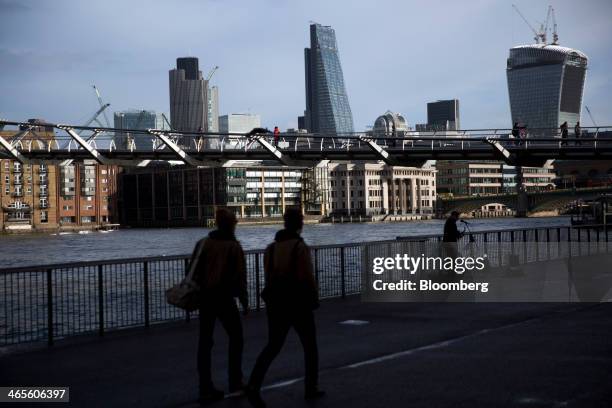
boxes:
[184,258,190,322]
[98,264,104,337]
[143,261,150,328]
[46,268,53,346]
[255,254,261,312]
[340,247,346,298]
[314,248,320,284]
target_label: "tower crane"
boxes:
[512,4,546,44]
[550,6,559,44]
[585,106,598,127]
[205,66,219,82]
[92,85,111,127]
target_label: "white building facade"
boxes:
[328,163,437,216]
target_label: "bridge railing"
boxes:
[2,120,611,155]
[1,225,610,347]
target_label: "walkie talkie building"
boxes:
[506,44,588,136]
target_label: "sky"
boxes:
[1,0,611,131]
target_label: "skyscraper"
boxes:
[113,110,170,150]
[506,44,588,135]
[169,57,208,141]
[207,86,219,133]
[427,99,460,131]
[304,23,354,134]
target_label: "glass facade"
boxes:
[113,110,170,150]
[506,44,587,136]
[427,99,460,130]
[304,24,354,134]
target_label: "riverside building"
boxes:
[0,122,118,232]
[327,162,437,216]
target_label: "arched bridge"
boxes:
[438,186,612,216]
[1,121,611,167]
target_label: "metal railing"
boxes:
[0,225,609,347]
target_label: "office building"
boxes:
[113,110,169,150]
[436,161,555,196]
[119,162,329,226]
[169,57,208,143]
[219,113,261,134]
[207,86,219,133]
[328,163,436,216]
[426,99,460,131]
[507,44,588,134]
[304,23,354,134]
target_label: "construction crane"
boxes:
[92,85,111,127]
[585,106,598,127]
[161,113,172,130]
[550,6,559,44]
[512,4,545,44]
[205,66,219,82]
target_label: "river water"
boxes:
[0,217,570,268]
[0,217,569,268]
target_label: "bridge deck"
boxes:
[3,295,610,407]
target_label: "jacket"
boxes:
[442,218,461,242]
[262,229,319,310]
[190,230,248,308]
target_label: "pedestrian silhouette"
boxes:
[560,121,569,146]
[512,122,519,146]
[247,208,324,408]
[191,208,249,404]
[574,121,581,146]
[273,126,280,147]
[443,210,463,243]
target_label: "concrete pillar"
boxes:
[399,179,407,215]
[281,171,286,215]
[410,178,417,213]
[382,180,389,214]
[260,171,265,217]
[390,179,397,214]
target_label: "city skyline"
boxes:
[1,0,611,131]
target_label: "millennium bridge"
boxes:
[1,120,611,167]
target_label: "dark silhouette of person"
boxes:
[273,126,280,147]
[512,122,519,146]
[574,121,581,146]
[443,210,463,243]
[560,121,569,146]
[247,209,324,408]
[191,208,249,403]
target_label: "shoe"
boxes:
[304,389,326,400]
[198,388,224,405]
[228,381,247,396]
[246,388,266,408]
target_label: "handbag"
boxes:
[166,241,204,312]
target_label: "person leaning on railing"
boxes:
[190,208,249,403]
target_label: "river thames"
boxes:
[0,217,571,268]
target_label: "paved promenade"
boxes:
[2,297,611,407]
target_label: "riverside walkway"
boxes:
[2,296,611,407]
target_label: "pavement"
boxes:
[1,296,611,407]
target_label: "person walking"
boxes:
[574,121,582,146]
[560,121,569,146]
[247,208,324,408]
[273,126,280,147]
[191,208,249,404]
[512,122,520,146]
